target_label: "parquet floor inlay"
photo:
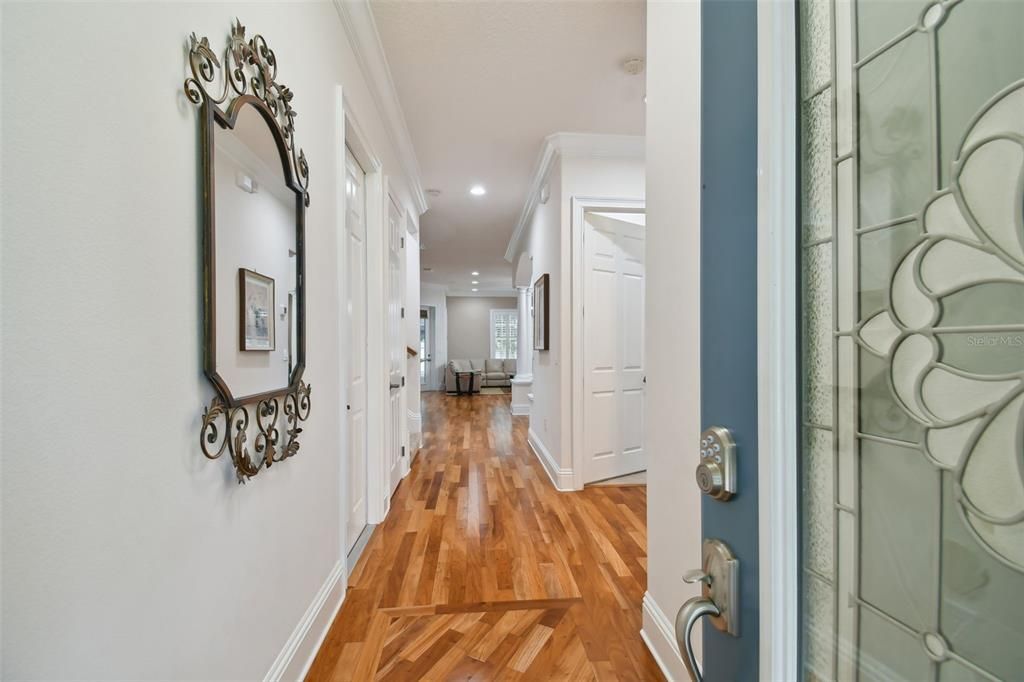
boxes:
[306,393,663,681]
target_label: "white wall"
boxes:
[517,149,645,482]
[1,4,419,679]
[420,284,448,391]
[522,161,563,465]
[642,2,704,678]
[446,296,517,360]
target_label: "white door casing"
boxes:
[386,193,404,496]
[344,146,369,554]
[581,209,646,484]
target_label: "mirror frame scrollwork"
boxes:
[184,20,312,483]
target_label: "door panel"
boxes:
[798,0,1024,680]
[698,0,760,678]
[345,147,368,553]
[582,210,646,483]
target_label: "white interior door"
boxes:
[386,195,404,496]
[344,147,368,553]
[582,210,646,483]
[419,308,433,389]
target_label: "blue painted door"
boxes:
[699,0,760,679]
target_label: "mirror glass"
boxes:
[213,103,299,400]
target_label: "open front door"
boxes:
[675,0,762,679]
[678,0,1024,680]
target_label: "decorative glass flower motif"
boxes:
[857,82,1024,571]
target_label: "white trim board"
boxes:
[332,0,428,215]
[264,560,346,682]
[641,592,688,682]
[504,133,645,262]
[756,0,799,678]
[527,428,573,491]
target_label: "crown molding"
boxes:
[333,0,429,215]
[504,132,644,262]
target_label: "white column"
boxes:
[511,285,533,416]
[514,286,533,379]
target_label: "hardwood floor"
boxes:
[306,392,663,681]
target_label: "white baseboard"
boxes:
[641,591,688,682]
[264,560,346,682]
[527,428,573,491]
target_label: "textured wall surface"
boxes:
[1,3,417,678]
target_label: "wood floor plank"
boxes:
[305,393,664,681]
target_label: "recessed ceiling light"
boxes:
[471,280,479,284]
[470,185,486,196]
[472,288,479,292]
[471,271,480,276]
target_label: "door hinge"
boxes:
[401,307,405,318]
[401,236,405,249]
[401,445,406,458]
[401,376,406,387]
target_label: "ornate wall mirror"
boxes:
[184,20,312,482]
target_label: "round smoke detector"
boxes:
[622,57,645,75]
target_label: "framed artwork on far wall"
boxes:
[533,273,549,351]
[239,268,276,351]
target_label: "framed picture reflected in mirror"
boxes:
[239,268,275,351]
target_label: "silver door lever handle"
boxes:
[674,539,740,682]
[675,596,720,682]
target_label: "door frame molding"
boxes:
[755,0,799,678]
[569,196,646,491]
[338,89,391,531]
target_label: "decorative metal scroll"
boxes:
[200,381,312,484]
[184,19,309,206]
[185,20,312,483]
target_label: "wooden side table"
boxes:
[454,371,476,395]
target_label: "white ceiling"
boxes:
[370,0,646,295]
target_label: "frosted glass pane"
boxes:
[941,476,1024,681]
[938,659,989,682]
[803,89,834,243]
[935,333,1024,376]
[858,348,925,442]
[805,572,835,682]
[859,34,933,227]
[858,221,921,319]
[858,608,932,682]
[940,282,1024,327]
[804,243,834,426]
[937,0,1024,186]
[801,0,833,95]
[856,0,928,59]
[804,427,835,575]
[860,439,939,632]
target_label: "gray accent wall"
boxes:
[446,296,517,360]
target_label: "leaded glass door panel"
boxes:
[799,0,1024,679]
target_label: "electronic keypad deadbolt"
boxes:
[696,426,736,500]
